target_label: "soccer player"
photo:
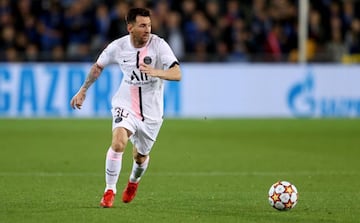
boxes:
[70,7,181,207]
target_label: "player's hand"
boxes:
[70,88,86,109]
[139,63,160,78]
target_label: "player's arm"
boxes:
[82,63,103,90]
[139,63,181,81]
[70,63,103,109]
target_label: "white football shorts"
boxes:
[111,107,163,155]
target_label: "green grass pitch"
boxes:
[0,118,359,223]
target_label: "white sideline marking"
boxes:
[0,171,357,177]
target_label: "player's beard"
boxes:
[140,34,149,45]
[134,34,149,47]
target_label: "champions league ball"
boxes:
[268,181,298,211]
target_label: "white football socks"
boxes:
[105,147,123,194]
[129,156,150,183]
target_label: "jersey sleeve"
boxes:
[158,39,179,69]
[96,41,117,67]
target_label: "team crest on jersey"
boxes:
[143,56,152,64]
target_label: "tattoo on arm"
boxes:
[82,64,103,90]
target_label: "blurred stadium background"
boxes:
[0,0,360,118]
[0,0,359,63]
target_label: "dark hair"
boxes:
[126,8,151,24]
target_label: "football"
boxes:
[268,181,298,211]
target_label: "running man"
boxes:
[70,7,181,207]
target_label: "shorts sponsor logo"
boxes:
[115,117,122,123]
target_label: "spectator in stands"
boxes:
[227,17,249,62]
[224,0,245,25]
[221,0,245,54]
[4,47,19,62]
[92,3,110,52]
[51,44,66,62]
[107,0,129,42]
[164,11,185,60]
[24,43,40,61]
[325,26,347,62]
[345,18,360,54]
[179,0,198,54]
[306,8,325,61]
[264,22,284,61]
[204,0,221,28]
[23,14,38,46]
[0,0,12,27]
[149,0,167,38]
[132,0,148,8]
[13,0,34,32]
[191,10,216,61]
[37,0,64,52]
[0,25,16,51]
[63,0,93,61]
[204,0,229,60]
[249,0,271,59]
[214,41,230,62]
[342,0,356,31]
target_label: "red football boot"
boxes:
[122,181,139,203]
[100,189,115,208]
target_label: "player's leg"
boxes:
[105,127,131,192]
[122,148,149,203]
[130,147,149,182]
[100,127,131,208]
[122,120,162,203]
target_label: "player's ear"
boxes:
[127,24,132,33]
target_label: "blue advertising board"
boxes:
[1,63,359,118]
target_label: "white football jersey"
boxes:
[96,34,179,121]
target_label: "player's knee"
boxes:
[111,141,126,152]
